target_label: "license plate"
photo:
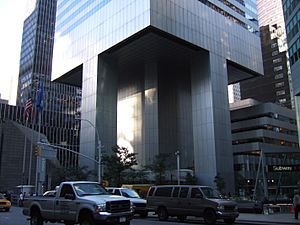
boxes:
[119,217,126,222]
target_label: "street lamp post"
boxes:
[77,118,102,183]
[175,150,180,185]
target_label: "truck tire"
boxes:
[79,215,95,225]
[157,207,168,221]
[31,210,43,225]
[203,209,217,225]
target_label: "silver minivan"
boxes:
[147,185,238,225]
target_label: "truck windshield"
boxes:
[201,187,224,199]
[74,183,109,196]
[121,189,140,198]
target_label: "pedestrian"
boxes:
[293,189,300,219]
[227,192,232,198]
[19,192,24,207]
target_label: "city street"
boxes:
[0,206,296,225]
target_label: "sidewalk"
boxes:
[237,213,300,224]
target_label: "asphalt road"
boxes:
[0,206,278,225]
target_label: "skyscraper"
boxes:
[240,0,292,108]
[282,0,300,142]
[207,0,259,34]
[16,0,81,168]
[52,0,263,189]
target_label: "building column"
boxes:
[96,55,118,157]
[80,55,118,175]
[80,56,99,170]
[190,52,234,192]
[143,62,159,165]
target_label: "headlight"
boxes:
[95,203,106,212]
[217,205,225,211]
[130,201,135,210]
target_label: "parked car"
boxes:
[235,198,263,213]
[106,187,148,217]
[0,194,11,212]
[147,185,238,225]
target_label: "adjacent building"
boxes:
[231,99,299,200]
[16,0,82,168]
[240,0,292,109]
[282,0,300,144]
[52,0,263,190]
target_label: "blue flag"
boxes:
[36,82,44,112]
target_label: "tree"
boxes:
[102,145,138,186]
[145,153,170,185]
[214,173,226,193]
[51,166,94,189]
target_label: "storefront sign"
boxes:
[268,165,300,172]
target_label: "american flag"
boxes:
[24,97,33,121]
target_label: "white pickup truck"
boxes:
[23,181,133,225]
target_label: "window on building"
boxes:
[272,50,279,56]
[273,58,282,64]
[275,82,284,88]
[276,90,286,96]
[279,98,287,103]
[274,66,283,72]
[271,42,278,48]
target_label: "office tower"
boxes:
[207,0,259,102]
[228,83,241,103]
[16,0,81,168]
[282,0,300,143]
[52,0,263,189]
[241,0,292,108]
[207,0,259,34]
[17,0,57,105]
[231,99,299,199]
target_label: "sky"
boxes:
[0,0,34,105]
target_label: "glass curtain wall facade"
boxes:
[16,0,82,169]
[282,0,300,144]
[53,0,263,190]
[206,0,259,34]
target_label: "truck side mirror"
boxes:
[65,193,75,200]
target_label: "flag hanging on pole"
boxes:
[24,97,33,121]
[36,81,44,113]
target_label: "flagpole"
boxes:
[35,112,41,194]
[34,81,44,195]
[22,119,28,186]
[28,107,34,185]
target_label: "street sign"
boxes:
[39,144,57,160]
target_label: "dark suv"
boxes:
[147,185,238,225]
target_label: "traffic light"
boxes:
[34,145,41,156]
